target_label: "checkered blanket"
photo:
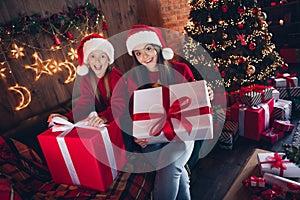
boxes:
[0,136,154,200]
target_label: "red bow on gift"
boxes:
[133,86,212,141]
[276,72,297,87]
[264,153,289,176]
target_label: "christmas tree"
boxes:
[183,0,287,91]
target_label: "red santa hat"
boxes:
[126,24,174,60]
[76,33,114,76]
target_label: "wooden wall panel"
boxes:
[0,0,166,134]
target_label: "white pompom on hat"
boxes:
[76,33,114,76]
[126,24,174,60]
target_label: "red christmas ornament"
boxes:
[212,40,216,48]
[238,23,244,29]
[103,21,109,31]
[221,71,226,78]
[249,42,256,51]
[222,5,228,13]
[237,5,246,14]
[53,34,61,45]
[66,31,74,40]
[270,2,276,6]
[252,7,258,14]
[238,57,245,64]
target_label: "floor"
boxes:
[189,109,299,200]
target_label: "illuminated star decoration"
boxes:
[0,61,7,79]
[68,47,78,61]
[25,52,53,81]
[10,43,25,59]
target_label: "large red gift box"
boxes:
[38,120,126,191]
[231,98,274,141]
[133,80,213,143]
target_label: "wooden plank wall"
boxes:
[0,0,163,133]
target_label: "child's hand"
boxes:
[134,137,149,148]
[88,115,107,127]
[207,86,214,101]
[48,113,68,122]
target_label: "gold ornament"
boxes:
[246,65,256,75]
[222,33,228,39]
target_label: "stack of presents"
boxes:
[36,80,215,193]
[241,123,300,199]
[217,72,300,150]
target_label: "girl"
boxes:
[124,24,213,200]
[48,33,126,127]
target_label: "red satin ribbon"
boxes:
[133,86,212,141]
[276,72,297,87]
[260,153,289,176]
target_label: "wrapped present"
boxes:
[231,98,274,141]
[260,128,284,144]
[263,172,300,195]
[272,89,280,102]
[277,87,300,112]
[133,80,213,143]
[245,176,266,188]
[257,152,300,178]
[213,88,238,107]
[225,90,240,107]
[38,115,126,191]
[240,85,273,106]
[273,99,292,121]
[272,73,298,88]
[273,119,295,134]
[218,120,239,150]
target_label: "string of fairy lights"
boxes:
[184,0,287,91]
[0,3,108,111]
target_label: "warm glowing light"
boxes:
[8,84,31,110]
[0,61,6,79]
[25,52,53,80]
[10,43,25,59]
[68,47,78,60]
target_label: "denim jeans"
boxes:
[142,141,194,200]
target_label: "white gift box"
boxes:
[274,99,292,120]
[263,172,300,194]
[272,88,280,101]
[273,73,298,88]
[133,80,213,144]
[257,152,300,178]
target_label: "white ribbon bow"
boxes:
[49,111,117,185]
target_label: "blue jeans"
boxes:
[142,141,194,200]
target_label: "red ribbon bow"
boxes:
[261,153,289,176]
[133,86,212,141]
[276,72,297,87]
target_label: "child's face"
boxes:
[133,43,158,72]
[87,50,109,78]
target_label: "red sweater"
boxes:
[65,67,124,123]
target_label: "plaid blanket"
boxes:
[0,136,154,200]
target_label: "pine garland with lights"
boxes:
[183,0,287,91]
[0,2,108,111]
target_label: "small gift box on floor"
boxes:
[133,80,213,143]
[260,128,284,144]
[218,120,239,150]
[231,98,274,141]
[272,88,280,101]
[272,72,298,88]
[273,119,295,134]
[38,116,126,191]
[273,99,292,121]
[257,152,300,178]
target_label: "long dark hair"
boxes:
[131,44,175,89]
